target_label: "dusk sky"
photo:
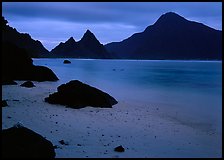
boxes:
[2,2,222,51]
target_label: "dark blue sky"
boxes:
[2,2,222,51]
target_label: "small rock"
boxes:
[77,144,82,146]
[20,81,35,88]
[63,60,71,64]
[114,145,125,152]
[59,140,69,145]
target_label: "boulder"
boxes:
[2,125,56,158]
[20,81,35,88]
[63,60,71,64]
[45,80,118,109]
[31,66,59,82]
[114,145,125,152]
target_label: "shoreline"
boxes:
[33,58,222,63]
[2,81,221,158]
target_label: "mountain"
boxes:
[50,30,111,59]
[50,37,79,57]
[105,12,222,60]
[2,17,50,58]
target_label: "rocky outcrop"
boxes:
[45,80,118,108]
[20,81,36,88]
[2,125,56,158]
[2,42,59,83]
[31,66,59,82]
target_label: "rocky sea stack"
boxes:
[45,80,118,109]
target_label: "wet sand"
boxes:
[2,81,222,158]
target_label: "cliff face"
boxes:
[2,17,50,58]
[51,30,111,59]
[105,12,222,60]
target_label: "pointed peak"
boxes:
[79,29,101,45]
[68,37,75,41]
[81,29,97,40]
[85,29,92,34]
[83,29,94,37]
[66,37,76,43]
[154,12,187,26]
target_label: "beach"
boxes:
[2,79,222,158]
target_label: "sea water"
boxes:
[33,59,222,133]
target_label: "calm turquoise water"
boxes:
[33,59,222,132]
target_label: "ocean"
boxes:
[33,59,222,133]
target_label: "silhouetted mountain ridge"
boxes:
[105,12,222,60]
[51,30,111,59]
[2,17,50,58]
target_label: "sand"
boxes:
[2,81,222,158]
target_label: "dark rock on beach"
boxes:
[31,66,59,82]
[114,145,125,152]
[2,125,56,158]
[20,81,36,88]
[2,100,8,107]
[45,80,118,109]
[2,42,59,82]
[63,60,71,64]
[59,140,69,145]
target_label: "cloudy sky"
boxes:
[2,2,222,51]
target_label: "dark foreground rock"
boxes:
[45,80,118,108]
[31,66,59,82]
[114,145,125,152]
[2,100,8,107]
[2,42,59,83]
[20,81,35,88]
[63,60,71,64]
[2,125,56,158]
